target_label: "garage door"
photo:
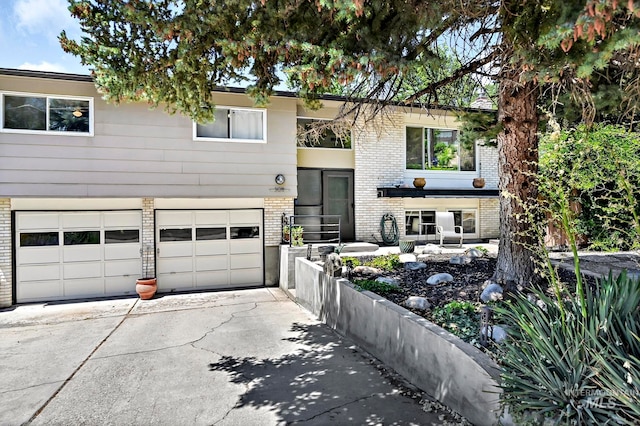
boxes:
[156,209,263,292]
[15,211,142,303]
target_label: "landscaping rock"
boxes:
[480,283,503,302]
[481,325,508,343]
[416,254,431,262]
[399,253,417,263]
[450,256,472,265]
[376,277,400,287]
[422,244,443,255]
[353,265,382,275]
[465,248,484,258]
[404,296,431,311]
[426,273,454,285]
[404,262,427,271]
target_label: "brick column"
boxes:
[141,198,155,278]
[264,197,294,245]
[0,199,12,307]
[479,198,500,239]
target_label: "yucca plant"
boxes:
[497,272,640,425]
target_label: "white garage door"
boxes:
[16,211,142,303]
[156,209,263,292]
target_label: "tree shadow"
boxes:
[209,322,462,425]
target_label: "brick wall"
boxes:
[478,144,499,189]
[353,109,407,241]
[264,197,294,245]
[0,198,12,307]
[141,198,155,278]
[479,198,500,239]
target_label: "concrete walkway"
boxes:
[0,288,465,426]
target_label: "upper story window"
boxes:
[195,107,266,143]
[406,127,475,171]
[297,118,352,149]
[1,92,93,135]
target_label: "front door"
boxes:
[324,170,355,241]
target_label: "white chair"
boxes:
[435,212,463,247]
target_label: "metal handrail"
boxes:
[282,214,341,245]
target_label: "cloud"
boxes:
[14,0,79,39]
[18,61,68,73]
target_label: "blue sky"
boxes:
[0,0,90,75]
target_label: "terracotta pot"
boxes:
[472,178,485,188]
[136,277,157,300]
[413,177,426,189]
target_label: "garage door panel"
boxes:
[64,262,102,279]
[195,241,228,256]
[157,211,193,226]
[158,242,193,258]
[105,277,137,295]
[230,239,262,254]
[104,211,141,227]
[230,254,262,269]
[195,255,228,272]
[18,281,62,301]
[157,273,193,291]
[62,212,101,229]
[196,271,229,288]
[18,264,60,282]
[105,244,141,261]
[63,246,102,262]
[157,257,193,274]
[17,247,60,264]
[64,278,104,297]
[230,268,262,285]
[230,210,261,224]
[105,259,141,277]
[195,210,228,225]
[17,213,59,230]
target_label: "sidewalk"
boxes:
[0,288,465,425]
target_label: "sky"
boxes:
[0,0,90,75]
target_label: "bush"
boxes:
[353,279,400,295]
[430,301,480,342]
[497,272,640,424]
[364,254,400,271]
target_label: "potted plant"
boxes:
[282,225,291,243]
[291,226,304,246]
[136,245,157,299]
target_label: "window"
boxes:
[195,107,265,142]
[196,227,226,240]
[406,127,475,171]
[230,226,260,239]
[2,93,92,135]
[405,210,436,236]
[105,230,140,243]
[20,232,59,247]
[448,210,477,234]
[297,118,351,149]
[64,231,100,245]
[160,228,193,242]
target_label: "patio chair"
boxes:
[435,212,463,247]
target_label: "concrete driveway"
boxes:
[0,288,464,425]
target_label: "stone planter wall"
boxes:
[293,257,503,426]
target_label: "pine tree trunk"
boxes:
[493,72,540,289]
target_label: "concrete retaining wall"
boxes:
[293,257,502,426]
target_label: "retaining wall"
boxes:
[292,257,503,426]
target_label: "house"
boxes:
[0,68,499,307]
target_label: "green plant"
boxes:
[340,256,361,267]
[364,254,400,271]
[430,301,480,342]
[353,279,400,295]
[291,226,304,246]
[497,272,640,425]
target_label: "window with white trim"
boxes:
[405,210,436,236]
[1,92,93,135]
[406,127,475,171]
[297,117,351,149]
[195,107,266,143]
[448,209,477,234]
